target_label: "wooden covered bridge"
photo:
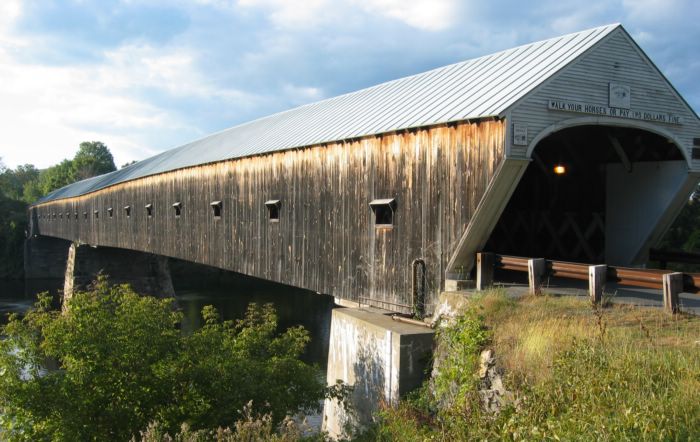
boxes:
[27,24,700,313]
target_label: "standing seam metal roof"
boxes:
[37,24,620,203]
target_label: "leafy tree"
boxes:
[0,162,39,201]
[21,159,75,203]
[0,192,27,278]
[121,160,138,168]
[72,141,116,181]
[0,277,332,441]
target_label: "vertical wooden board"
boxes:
[33,119,506,310]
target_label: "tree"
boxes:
[71,141,116,181]
[0,192,27,278]
[0,162,39,201]
[0,277,331,441]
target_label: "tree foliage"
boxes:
[72,141,116,181]
[0,277,331,441]
[0,192,27,278]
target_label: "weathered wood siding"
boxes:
[32,119,505,311]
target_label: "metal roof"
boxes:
[37,24,621,204]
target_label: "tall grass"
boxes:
[367,290,700,441]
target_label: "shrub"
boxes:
[0,276,331,441]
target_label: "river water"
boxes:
[0,275,334,430]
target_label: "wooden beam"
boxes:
[662,272,683,314]
[607,133,632,172]
[588,264,606,305]
[528,258,546,295]
[476,252,495,291]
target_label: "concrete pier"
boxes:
[322,307,434,438]
[63,242,175,303]
[24,236,72,279]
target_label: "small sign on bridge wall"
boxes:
[609,83,631,109]
[513,123,528,146]
[547,99,683,125]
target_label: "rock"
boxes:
[477,349,512,414]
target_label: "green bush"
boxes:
[370,293,700,441]
[0,277,332,441]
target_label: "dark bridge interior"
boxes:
[485,125,684,263]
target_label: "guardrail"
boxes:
[476,253,700,314]
[649,248,700,269]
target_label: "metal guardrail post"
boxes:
[528,258,546,295]
[476,252,494,291]
[589,264,606,304]
[662,272,683,314]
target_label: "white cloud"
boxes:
[236,0,334,28]
[0,41,215,168]
[282,83,324,105]
[621,0,690,23]
[353,0,460,31]
[234,0,460,31]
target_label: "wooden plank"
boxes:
[662,272,683,314]
[528,258,546,295]
[31,119,506,311]
[588,264,606,304]
[476,252,494,291]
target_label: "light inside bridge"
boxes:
[553,164,567,175]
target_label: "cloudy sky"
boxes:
[0,0,698,169]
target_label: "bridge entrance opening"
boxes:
[484,125,686,265]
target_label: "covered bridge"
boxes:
[29,24,700,312]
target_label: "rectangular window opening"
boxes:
[108,207,113,218]
[66,212,70,220]
[210,201,222,219]
[145,203,153,218]
[265,199,281,222]
[94,210,99,219]
[172,202,182,218]
[124,205,131,218]
[74,212,78,221]
[370,198,396,228]
[83,211,88,220]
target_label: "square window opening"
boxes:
[265,200,281,222]
[370,198,396,228]
[210,201,222,219]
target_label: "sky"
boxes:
[0,0,698,169]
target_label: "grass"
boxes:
[364,289,700,441]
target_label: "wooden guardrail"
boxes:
[476,253,700,314]
[649,248,700,269]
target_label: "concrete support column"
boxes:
[63,242,175,305]
[322,308,434,438]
